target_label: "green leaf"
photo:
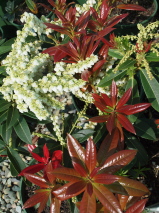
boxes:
[146,52,159,62]
[0,99,12,112]
[2,37,16,46]
[76,0,87,5]
[117,59,135,70]
[140,69,159,111]
[0,46,12,55]
[93,123,106,144]
[125,133,148,166]
[134,118,156,140]
[25,0,38,14]
[14,116,32,144]
[0,110,8,123]
[72,129,95,143]
[1,122,12,144]
[6,106,20,129]
[108,49,124,59]
[7,147,26,176]
[0,66,7,75]
[125,77,140,123]
[0,39,5,46]
[98,69,127,87]
[23,111,37,119]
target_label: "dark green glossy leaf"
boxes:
[72,129,95,143]
[0,110,8,123]
[125,77,140,123]
[125,133,148,166]
[134,118,156,140]
[1,122,12,144]
[0,100,12,112]
[23,111,37,119]
[140,69,159,111]
[7,147,26,175]
[93,123,106,144]
[117,59,135,70]
[0,46,12,55]
[98,69,127,87]
[13,116,32,144]
[76,0,87,5]
[6,106,20,129]
[0,66,7,75]
[108,49,124,59]
[146,52,159,62]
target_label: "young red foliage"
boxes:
[89,80,151,141]
[22,161,62,213]
[88,0,128,31]
[44,7,90,39]
[51,134,150,213]
[19,144,62,176]
[96,195,148,213]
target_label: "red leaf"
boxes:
[67,134,85,164]
[48,0,56,7]
[111,80,117,106]
[101,93,113,107]
[72,161,87,177]
[81,69,92,81]
[99,150,137,174]
[52,167,82,182]
[89,115,109,123]
[42,46,57,56]
[117,103,151,115]
[106,113,116,134]
[87,182,93,196]
[43,144,50,163]
[93,173,119,184]
[117,114,136,134]
[23,173,49,188]
[94,101,107,112]
[100,0,110,21]
[85,138,97,173]
[38,3,54,12]
[125,198,148,213]
[107,13,128,28]
[23,189,50,211]
[45,161,56,184]
[117,194,129,211]
[97,128,119,166]
[30,151,44,163]
[116,88,132,109]
[76,11,90,31]
[66,181,86,196]
[118,177,150,196]
[51,150,63,169]
[53,182,85,200]
[50,197,61,213]
[27,144,36,153]
[18,164,45,176]
[95,27,115,41]
[117,4,146,11]
[80,190,96,213]
[93,184,122,213]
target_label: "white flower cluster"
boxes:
[0,13,64,120]
[75,0,96,15]
[54,54,98,75]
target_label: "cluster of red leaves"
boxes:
[89,81,151,142]
[20,133,149,213]
[19,144,62,176]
